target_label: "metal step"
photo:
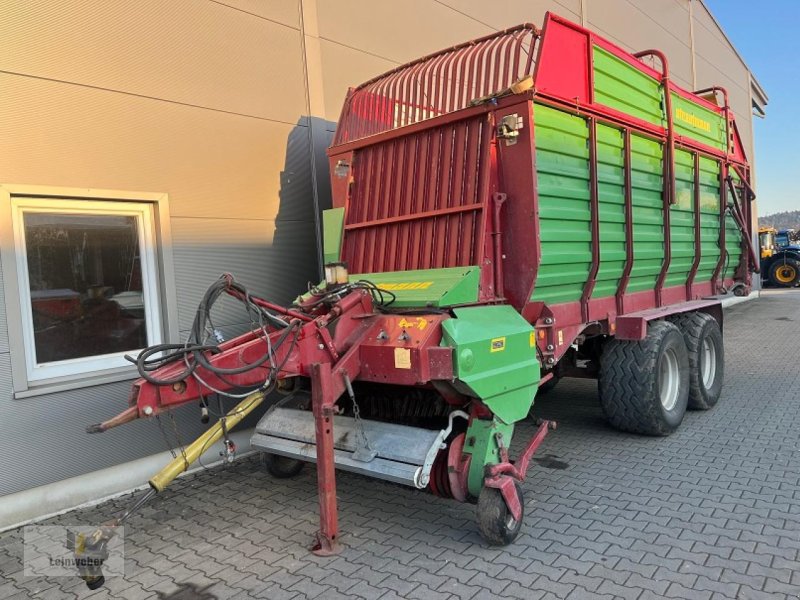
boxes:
[251,406,466,488]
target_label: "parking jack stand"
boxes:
[310,362,342,556]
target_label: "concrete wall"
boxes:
[0,0,761,511]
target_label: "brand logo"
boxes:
[675,107,711,132]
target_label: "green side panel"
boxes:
[723,170,744,280]
[671,92,727,151]
[696,156,722,282]
[353,266,480,308]
[322,208,345,264]
[441,305,540,425]
[462,419,515,498]
[665,149,696,287]
[531,103,591,304]
[593,46,664,126]
[593,123,626,299]
[627,134,665,293]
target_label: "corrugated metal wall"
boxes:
[0,0,760,498]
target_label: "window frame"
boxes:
[0,185,178,397]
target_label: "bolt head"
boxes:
[318,343,325,350]
[143,406,154,416]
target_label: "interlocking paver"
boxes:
[3,290,800,599]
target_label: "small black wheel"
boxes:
[671,312,724,410]
[476,482,524,546]
[769,258,800,287]
[261,453,304,478]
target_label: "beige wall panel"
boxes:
[171,217,317,330]
[0,73,317,222]
[692,7,749,96]
[319,40,398,122]
[587,0,694,89]
[316,0,491,64]
[0,0,306,124]
[435,0,580,29]
[213,0,300,29]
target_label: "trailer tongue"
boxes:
[81,11,754,588]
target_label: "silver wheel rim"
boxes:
[659,347,680,411]
[700,338,717,389]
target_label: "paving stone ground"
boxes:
[1,289,799,599]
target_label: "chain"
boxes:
[155,414,177,459]
[351,393,373,455]
[168,410,190,470]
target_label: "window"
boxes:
[0,190,171,388]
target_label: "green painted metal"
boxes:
[697,156,722,282]
[671,92,727,152]
[353,266,480,308]
[592,123,626,299]
[462,418,515,497]
[530,100,729,302]
[627,134,665,293]
[593,45,728,152]
[665,149,696,287]
[322,208,345,264]
[531,103,591,304]
[441,305,540,425]
[593,46,664,126]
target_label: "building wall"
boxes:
[0,0,761,500]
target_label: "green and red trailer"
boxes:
[82,11,755,586]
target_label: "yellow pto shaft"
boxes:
[148,390,266,492]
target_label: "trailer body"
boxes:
[326,14,753,348]
[88,13,755,563]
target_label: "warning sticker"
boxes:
[394,347,412,369]
[490,337,506,353]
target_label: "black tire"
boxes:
[670,312,724,410]
[476,482,524,546]
[768,258,800,288]
[598,320,689,436]
[261,453,304,478]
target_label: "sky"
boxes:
[703,0,799,216]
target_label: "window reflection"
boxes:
[24,213,148,364]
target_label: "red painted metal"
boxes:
[309,362,341,556]
[686,152,702,300]
[632,49,676,307]
[333,24,538,146]
[343,114,493,275]
[581,118,601,322]
[447,433,470,503]
[484,419,555,519]
[615,298,723,340]
[616,128,634,314]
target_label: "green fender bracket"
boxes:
[441,305,540,496]
[441,305,540,424]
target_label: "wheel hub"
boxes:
[659,347,680,411]
[700,338,717,389]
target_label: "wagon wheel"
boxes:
[476,481,524,546]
